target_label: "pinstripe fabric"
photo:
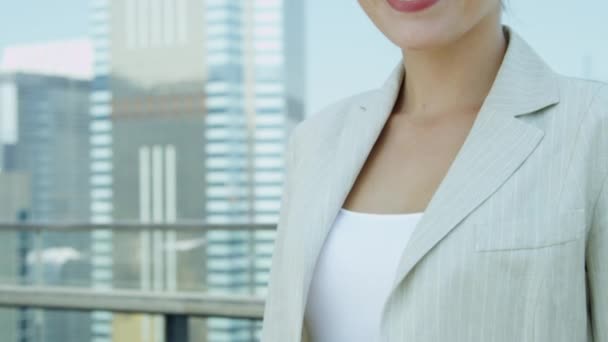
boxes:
[260,25,608,342]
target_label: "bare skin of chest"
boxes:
[342,110,478,215]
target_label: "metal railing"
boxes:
[0,285,265,319]
[0,221,276,342]
[0,221,276,232]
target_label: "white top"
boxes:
[304,207,424,342]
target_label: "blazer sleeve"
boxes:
[588,173,608,342]
[587,84,608,341]
[260,126,299,342]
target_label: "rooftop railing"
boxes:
[0,221,276,342]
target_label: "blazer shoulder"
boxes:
[292,89,377,139]
[555,74,608,186]
[558,75,608,130]
[554,73,608,114]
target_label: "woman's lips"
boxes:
[386,0,440,12]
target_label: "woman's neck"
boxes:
[394,10,507,121]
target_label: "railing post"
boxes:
[165,314,188,342]
[34,227,44,341]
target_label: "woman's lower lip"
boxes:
[386,0,440,12]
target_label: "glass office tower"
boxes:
[89,0,304,340]
[0,72,91,342]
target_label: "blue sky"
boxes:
[1,0,607,116]
[0,0,88,48]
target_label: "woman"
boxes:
[261,0,607,341]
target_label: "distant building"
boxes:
[0,72,91,342]
[0,172,29,220]
[0,73,91,222]
[0,172,30,342]
[90,0,305,340]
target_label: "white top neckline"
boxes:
[340,207,424,218]
[305,208,425,342]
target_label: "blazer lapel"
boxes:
[294,25,561,339]
[295,61,404,329]
[381,25,561,318]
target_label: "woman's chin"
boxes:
[385,26,457,51]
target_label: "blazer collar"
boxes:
[295,24,560,340]
[378,24,560,118]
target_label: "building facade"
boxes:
[0,172,30,342]
[89,0,304,340]
[0,72,91,342]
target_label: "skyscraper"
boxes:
[0,73,91,222]
[0,72,91,342]
[89,0,305,341]
[0,172,29,342]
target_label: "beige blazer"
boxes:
[260,24,608,342]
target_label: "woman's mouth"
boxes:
[386,0,440,13]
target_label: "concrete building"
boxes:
[89,0,305,340]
